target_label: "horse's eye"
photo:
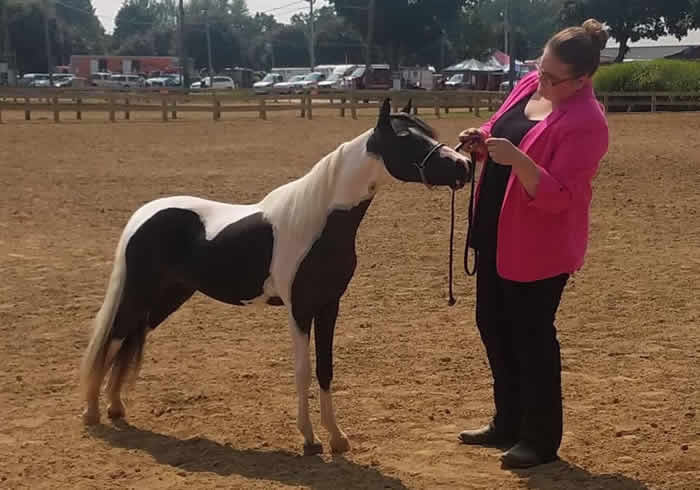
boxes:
[396,130,411,137]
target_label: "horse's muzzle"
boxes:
[451,160,470,190]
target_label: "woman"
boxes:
[456,19,610,469]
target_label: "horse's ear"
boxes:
[377,97,392,129]
[401,98,412,114]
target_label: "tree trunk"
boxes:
[615,36,629,63]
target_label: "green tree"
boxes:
[561,0,696,62]
[330,0,471,69]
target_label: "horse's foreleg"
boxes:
[314,298,350,453]
[289,313,322,455]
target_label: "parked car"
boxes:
[317,65,357,91]
[444,73,474,90]
[190,76,235,90]
[272,74,306,94]
[293,72,326,93]
[19,73,50,87]
[253,73,284,94]
[110,74,144,89]
[344,64,392,90]
[90,72,112,87]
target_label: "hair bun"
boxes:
[583,18,609,51]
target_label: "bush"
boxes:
[594,60,700,92]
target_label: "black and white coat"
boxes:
[80,99,470,455]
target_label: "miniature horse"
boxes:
[80,98,471,456]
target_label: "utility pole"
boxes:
[503,0,515,90]
[308,0,315,71]
[366,0,376,69]
[178,0,189,88]
[506,0,516,90]
[203,9,214,79]
[43,0,53,83]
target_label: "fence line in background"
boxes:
[1,88,699,123]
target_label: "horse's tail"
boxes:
[79,233,128,403]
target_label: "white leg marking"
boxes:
[289,318,322,454]
[320,389,350,453]
[82,339,124,425]
[105,340,126,419]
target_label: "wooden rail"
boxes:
[0,88,505,123]
[1,88,697,123]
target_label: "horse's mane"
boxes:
[258,129,370,239]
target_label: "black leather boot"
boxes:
[458,423,516,447]
[500,441,558,469]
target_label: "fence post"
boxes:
[651,94,657,113]
[259,97,267,120]
[351,92,357,120]
[109,94,115,122]
[53,96,59,122]
[306,93,313,120]
[340,95,346,117]
[603,94,609,113]
[25,96,30,120]
[487,94,493,112]
[434,94,440,118]
[161,97,168,122]
[125,96,130,120]
[76,97,82,120]
[300,94,306,118]
[0,98,3,123]
[171,100,177,119]
[473,94,480,117]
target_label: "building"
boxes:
[70,55,181,77]
[601,45,700,63]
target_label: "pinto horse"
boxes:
[80,98,471,456]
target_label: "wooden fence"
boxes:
[0,88,505,123]
[1,88,698,123]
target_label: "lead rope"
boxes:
[464,151,478,277]
[448,146,478,306]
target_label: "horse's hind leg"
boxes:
[106,283,194,420]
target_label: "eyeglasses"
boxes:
[535,58,575,87]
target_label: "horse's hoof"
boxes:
[82,408,100,426]
[303,441,323,456]
[107,402,125,420]
[330,433,351,454]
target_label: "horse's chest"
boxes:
[291,199,372,318]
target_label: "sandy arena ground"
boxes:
[0,107,698,489]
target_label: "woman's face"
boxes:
[536,46,588,102]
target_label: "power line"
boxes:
[260,1,308,14]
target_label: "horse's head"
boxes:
[367,98,470,189]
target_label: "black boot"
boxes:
[458,422,516,447]
[500,441,558,469]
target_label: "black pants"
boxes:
[475,251,569,458]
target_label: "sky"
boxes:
[92,0,700,46]
[92,0,329,33]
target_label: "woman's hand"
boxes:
[458,128,487,151]
[485,137,540,198]
[485,137,528,167]
[458,128,488,162]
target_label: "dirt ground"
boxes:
[0,107,698,489]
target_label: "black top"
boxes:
[470,94,538,255]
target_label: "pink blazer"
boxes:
[476,70,609,282]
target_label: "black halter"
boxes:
[413,142,446,190]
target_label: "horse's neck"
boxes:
[259,130,385,236]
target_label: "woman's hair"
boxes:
[546,18,609,78]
